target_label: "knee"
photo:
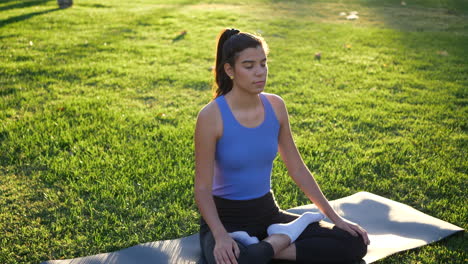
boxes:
[199,231,219,264]
[203,242,248,264]
[347,235,367,260]
[238,241,274,264]
[356,235,367,259]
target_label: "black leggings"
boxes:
[199,191,367,264]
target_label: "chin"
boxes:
[251,87,264,95]
[254,84,266,92]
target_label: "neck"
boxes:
[225,86,262,110]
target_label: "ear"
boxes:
[224,63,234,79]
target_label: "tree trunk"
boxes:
[57,0,73,9]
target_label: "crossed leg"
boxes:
[202,212,323,264]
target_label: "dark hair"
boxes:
[213,28,269,98]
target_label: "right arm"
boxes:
[194,103,240,264]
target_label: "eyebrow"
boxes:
[241,58,267,64]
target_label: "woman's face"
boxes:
[227,46,268,95]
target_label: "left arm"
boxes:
[268,94,369,245]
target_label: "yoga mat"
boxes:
[41,192,463,264]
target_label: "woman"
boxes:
[194,28,369,264]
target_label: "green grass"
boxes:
[0,0,467,263]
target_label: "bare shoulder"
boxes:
[198,100,219,119]
[197,100,222,137]
[262,92,287,121]
[262,92,285,105]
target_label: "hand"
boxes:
[334,217,370,245]
[213,232,240,264]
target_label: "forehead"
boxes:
[236,46,266,62]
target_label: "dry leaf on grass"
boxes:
[314,52,321,61]
[437,50,449,56]
[172,30,187,42]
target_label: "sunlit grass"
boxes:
[0,0,466,263]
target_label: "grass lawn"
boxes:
[0,0,467,263]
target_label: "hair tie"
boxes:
[228,28,240,37]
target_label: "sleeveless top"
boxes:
[212,93,280,200]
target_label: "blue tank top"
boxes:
[212,93,280,200]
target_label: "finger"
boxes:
[344,224,358,237]
[216,250,228,264]
[227,246,238,264]
[233,241,240,259]
[222,251,233,264]
[357,227,370,245]
[214,252,221,264]
[352,225,370,245]
[215,251,225,264]
[363,232,370,245]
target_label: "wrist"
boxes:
[325,211,343,223]
[212,227,228,240]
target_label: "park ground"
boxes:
[0,0,467,263]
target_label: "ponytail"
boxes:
[212,28,268,98]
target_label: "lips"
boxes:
[254,81,265,85]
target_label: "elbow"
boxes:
[194,184,211,201]
[195,185,210,195]
[194,177,211,193]
[289,165,309,180]
[194,186,213,211]
[194,171,213,204]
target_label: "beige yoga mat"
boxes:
[41,192,463,264]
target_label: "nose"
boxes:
[255,65,266,76]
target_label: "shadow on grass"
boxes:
[0,7,60,27]
[78,3,112,8]
[0,0,52,12]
